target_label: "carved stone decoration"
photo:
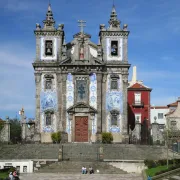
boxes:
[35,73,41,84]
[89,73,97,109]
[66,73,74,134]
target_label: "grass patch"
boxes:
[146,165,172,177]
[0,172,8,178]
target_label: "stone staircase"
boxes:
[36,161,127,174]
[0,144,180,161]
[20,173,143,180]
[0,144,59,159]
[163,173,180,180]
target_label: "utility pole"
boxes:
[166,119,169,169]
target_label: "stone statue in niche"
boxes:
[79,38,85,60]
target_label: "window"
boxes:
[23,166,27,173]
[111,79,118,90]
[45,79,52,90]
[135,113,141,122]
[158,113,163,119]
[44,74,54,90]
[45,40,53,56]
[16,166,20,173]
[111,115,118,126]
[46,113,52,126]
[110,110,119,126]
[111,41,118,56]
[171,120,177,130]
[134,93,141,104]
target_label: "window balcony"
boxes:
[132,101,144,107]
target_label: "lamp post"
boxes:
[166,118,169,169]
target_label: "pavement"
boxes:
[20,173,143,180]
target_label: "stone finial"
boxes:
[6,116,9,121]
[43,3,55,29]
[108,4,121,30]
[123,24,128,31]
[58,24,64,31]
[36,23,41,30]
[154,116,157,123]
[100,24,106,31]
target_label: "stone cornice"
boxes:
[99,31,130,37]
[34,30,64,36]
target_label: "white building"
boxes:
[0,160,33,173]
[151,106,169,129]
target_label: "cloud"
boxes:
[0,44,34,69]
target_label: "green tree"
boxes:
[9,118,21,144]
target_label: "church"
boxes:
[33,3,130,143]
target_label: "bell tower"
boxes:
[34,3,65,62]
[99,5,129,62]
[99,4,131,143]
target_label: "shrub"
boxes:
[101,132,113,144]
[144,159,157,168]
[51,131,61,143]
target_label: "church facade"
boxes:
[33,4,130,143]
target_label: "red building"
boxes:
[128,66,152,130]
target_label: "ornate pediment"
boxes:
[67,102,97,113]
[93,58,104,65]
[59,57,72,64]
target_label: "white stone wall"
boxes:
[150,107,169,125]
[109,162,146,174]
[0,160,33,173]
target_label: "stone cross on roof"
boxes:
[78,20,86,33]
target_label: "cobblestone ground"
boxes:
[20,173,143,180]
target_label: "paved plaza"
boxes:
[20,173,143,180]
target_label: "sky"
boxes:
[0,0,180,119]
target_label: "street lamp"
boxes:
[166,118,169,169]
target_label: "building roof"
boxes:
[167,101,178,107]
[151,106,168,109]
[128,82,152,91]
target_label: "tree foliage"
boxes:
[9,119,21,144]
[101,132,113,144]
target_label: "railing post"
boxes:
[58,145,63,161]
[99,146,104,161]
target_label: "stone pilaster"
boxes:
[96,73,102,134]
[35,36,41,61]
[21,123,26,141]
[61,73,68,142]
[0,121,10,143]
[122,75,128,136]
[132,121,141,141]
[56,73,63,132]
[102,73,107,132]
[34,72,41,142]
[123,37,128,62]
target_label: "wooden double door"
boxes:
[75,116,88,142]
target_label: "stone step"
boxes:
[20,173,143,180]
[37,162,127,174]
